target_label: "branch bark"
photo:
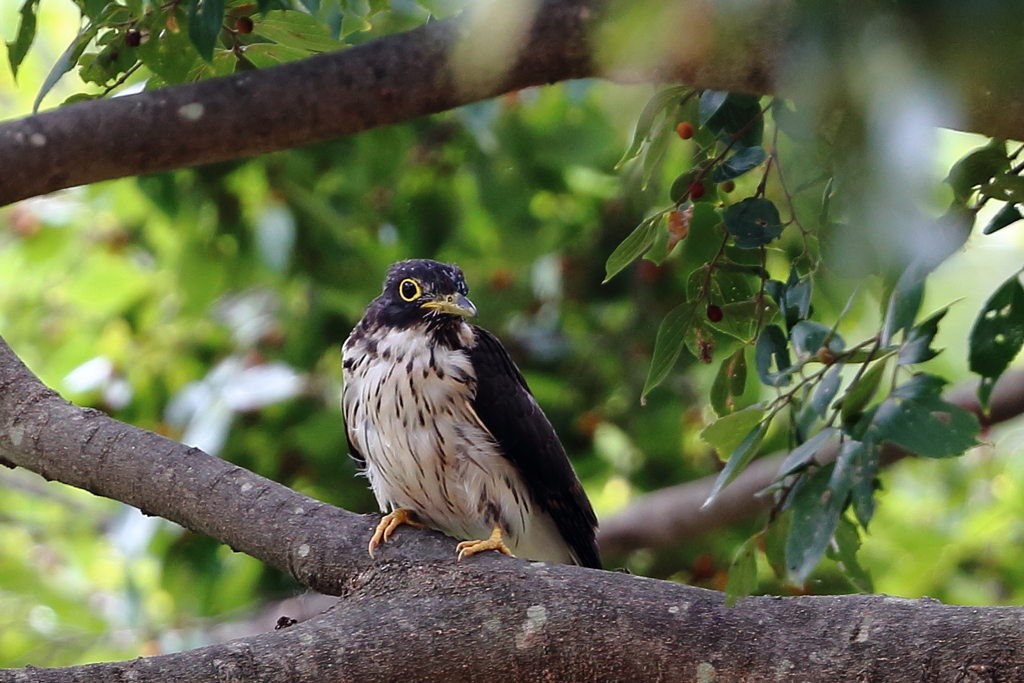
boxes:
[3,0,1024,207]
[598,368,1024,558]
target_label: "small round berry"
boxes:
[676,121,694,140]
[721,180,736,193]
[690,181,705,200]
[706,304,724,323]
[125,29,141,47]
[236,16,254,34]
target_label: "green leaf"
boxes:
[871,374,980,458]
[722,198,783,249]
[777,427,836,478]
[898,307,947,366]
[603,213,665,283]
[811,364,843,417]
[641,119,673,190]
[616,86,690,169]
[255,10,347,52]
[786,463,844,584]
[724,535,759,607]
[983,203,1023,235]
[712,146,767,183]
[642,301,698,396]
[969,275,1024,412]
[6,0,40,80]
[79,41,138,86]
[704,419,770,506]
[755,324,792,387]
[791,320,844,358]
[188,0,226,62]
[669,169,700,204]
[698,90,728,126]
[710,348,746,416]
[33,24,98,112]
[242,43,312,67]
[701,405,766,456]
[839,359,887,424]
[880,260,930,346]
[827,516,873,592]
[841,440,878,528]
[947,142,1008,203]
[764,511,789,579]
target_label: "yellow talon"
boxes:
[368,509,426,558]
[456,526,514,561]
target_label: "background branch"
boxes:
[598,367,1024,558]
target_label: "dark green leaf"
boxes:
[898,307,947,366]
[811,364,843,417]
[755,324,792,387]
[777,427,836,478]
[33,24,98,112]
[786,463,844,583]
[188,0,226,62]
[710,348,747,416]
[980,174,1024,204]
[839,359,887,424]
[871,374,980,458]
[604,213,664,283]
[698,90,728,126]
[782,270,812,329]
[643,222,672,265]
[969,275,1024,412]
[791,320,844,357]
[841,440,879,528]
[642,301,698,396]
[712,146,767,183]
[827,516,873,592]
[947,142,1008,203]
[725,535,759,607]
[723,198,783,249]
[669,169,700,204]
[6,0,40,80]
[983,203,1023,235]
[880,261,930,346]
[704,420,770,506]
[764,511,789,579]
[703,93,764,147]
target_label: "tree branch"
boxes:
[4,0,1024,207]
[598,368,1024,558]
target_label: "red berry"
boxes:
[236,16,254,34]
[676,122,694,139]
[125,29,141,47]
[690,181,705,200]
[706,304,724,323]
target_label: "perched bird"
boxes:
[342,259,601,568]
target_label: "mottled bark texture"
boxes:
[4,0,1024,206]
[3,314,1024,680]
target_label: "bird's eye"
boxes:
[399,278,422,302]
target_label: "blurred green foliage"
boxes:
[4,0,1024,670]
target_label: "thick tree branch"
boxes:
[4,0,1024,207]
[598,368,1024,558]
[4,326,1024,679]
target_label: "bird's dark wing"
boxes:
[468,327,601,569]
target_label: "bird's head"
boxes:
[371,259,477,330]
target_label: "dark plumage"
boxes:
[342,259,601,568]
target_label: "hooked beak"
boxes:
[421,293,477,317]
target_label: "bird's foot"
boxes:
[368,509,426,558]
[456,526,514,561]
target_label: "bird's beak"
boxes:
[421,293,477,317]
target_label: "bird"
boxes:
[342,259,601,569]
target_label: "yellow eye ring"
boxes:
[399,278,422,302]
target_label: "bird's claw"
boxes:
[456,526,514,561]
[368,509,426,558]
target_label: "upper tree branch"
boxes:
[3,0,1024,207]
